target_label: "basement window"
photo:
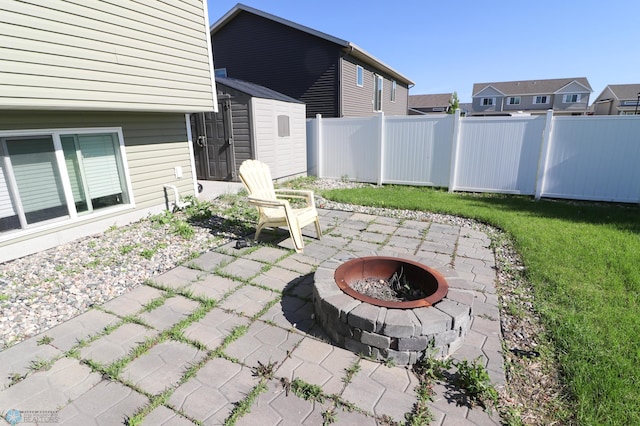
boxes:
[0,129,131,235]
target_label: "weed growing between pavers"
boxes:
[455,357,499,410]
[224,381,268,426]
[407,355,500,423]
[36,335,53,345]
[342,358,361,385]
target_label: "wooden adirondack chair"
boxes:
[238,160,322,253]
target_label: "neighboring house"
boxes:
[592,84,640,115]
[191,77,306,182]
[0,1,217,262]
[210,4,413,118]
[471,77,592,116]
[408,94,453,115]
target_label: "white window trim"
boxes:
[481,97,495,106]
[562,94,581,103]
[391,80,397,103]
[356,65,364,87]
[0,127,135,242]
[507,96,521,105]
[533,95,550,104]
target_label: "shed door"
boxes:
[191,95,235,181]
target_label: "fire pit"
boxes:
[334,256,448,309]
[313,255,472,365]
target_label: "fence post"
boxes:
[377,112,385,186]
[448,109,462,192]
[535,110,554,200]
[315,114,323,178]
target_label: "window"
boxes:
[563,94,581,103]
[356,66,363,87]
[374,75,383,111]
[391,80,397,102]
[481,97,495,106]
[277,115,290,137]
[0,130,130,234]
[534,95,549,104]
[507,97,521,105]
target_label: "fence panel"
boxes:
[307,113,640,204]
[454,116,545,194]
[542,116,640,202]
[383,115,453,186]
[318,116,379,182]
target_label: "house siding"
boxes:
[0,110,194,258]
[212,12,339,118]
[341,58,409,117]
[552,82,590,113]
[0,111,194,207]
[1,0,215,112]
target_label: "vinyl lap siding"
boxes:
[341,58,409,117]
[212,12,339,118]
[0,111,194,210]
[0,0,215,112]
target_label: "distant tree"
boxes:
[447,92,460,114]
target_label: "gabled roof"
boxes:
[599,84,640,101]
[409,93,452,108]
[211,3,414,86]
[216,76,303,103]
[472,77,592,97]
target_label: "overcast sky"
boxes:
[207,1,640,103]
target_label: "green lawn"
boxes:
[321,185,640,426]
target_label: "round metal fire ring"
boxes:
[334,256,449,309]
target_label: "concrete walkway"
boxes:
[0,209,504,425]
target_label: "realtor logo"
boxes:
[5,409,22,425]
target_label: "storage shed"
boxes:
[191,76,307,182]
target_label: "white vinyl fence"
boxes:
[306,111,640,203]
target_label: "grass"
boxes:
[323,185,640,426]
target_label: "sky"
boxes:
[206,1,640,104]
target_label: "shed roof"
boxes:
[211,3,414,86]
[472,77,592,96]
[216,76,303,104]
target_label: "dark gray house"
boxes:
[210,4,413,118]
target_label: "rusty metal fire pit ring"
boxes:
[334,256,449,309]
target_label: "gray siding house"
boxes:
[471,78,592,116]
[592,84,640,115]
[0,0,217,262]
[210,4,413,118]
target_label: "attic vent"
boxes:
[277,115,290,137]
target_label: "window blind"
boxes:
[77,134,123,199]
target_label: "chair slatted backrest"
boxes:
[239,160,276,199]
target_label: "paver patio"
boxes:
[0,208,503,425]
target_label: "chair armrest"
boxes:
[274,189,315,206]
[247,195,290,209]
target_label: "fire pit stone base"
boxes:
[313,256,473,365]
